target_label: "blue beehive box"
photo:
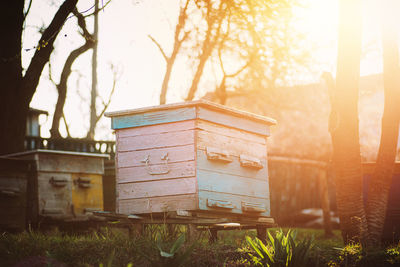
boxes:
[105,100,276,218]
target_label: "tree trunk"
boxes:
[330,0,367,244]
[0,1,24,155]
[0,0,78,154]
[50,42,93,138]
[87,0,99,140]
[159,0,189,105]
[365,6,400,246]
[186,2,224,101]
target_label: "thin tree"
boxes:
[149,0,190,105]
[186,0,225,101]
[215,16,253,105]
[50,8,95,138]
[87,0,99,139]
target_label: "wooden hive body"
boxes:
[8,150,107,219]
[107,100,276,218]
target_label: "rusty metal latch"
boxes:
[141,153,170,175]
[0,187,20,197]
[241,201,266,213]
[42,208,63,215]
[49,176,68,187]
[207,198,234,209]
[76,177,92,188]
[206,147,233,162]
[239,154,263,169]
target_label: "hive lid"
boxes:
[106,100,276,125]
[6,149,109,159]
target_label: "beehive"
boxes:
[8,150,107,219]
[106,100,276,218]
[0,158,32,230]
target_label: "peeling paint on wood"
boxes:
[118,194,198,214]
[111,107,196,129]
[118,161,196,183]
[118,177,197,200]
[107,101,274,218]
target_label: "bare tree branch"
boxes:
[50,8,95,138]
[93,65,119,126]
[22,0,78,106]
[48,61,57,86]
[74,8,92,39]
[82,0,113,18]
[186,0,226,101]
[158,0,191,104]
[50,41,94,138]
[23,0,33,21]
[62,112,71,137]
[148,35,168,62]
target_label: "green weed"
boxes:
[246,229,314,267]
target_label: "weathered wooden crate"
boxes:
[106,100,276,219]
[8,150,107,220]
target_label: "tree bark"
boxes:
[0,1,25,155]
[330,0,367,244]
[87,0,99,140]
[0,0,77,155]
[365,6,400,246]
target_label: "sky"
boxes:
[25,0,388,140]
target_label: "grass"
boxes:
[1,227,399,267]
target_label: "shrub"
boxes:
[246,229,313,267]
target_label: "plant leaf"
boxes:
[170,234,185,254]
[160,251,174,258]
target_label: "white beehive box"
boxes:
[106,100,276,218]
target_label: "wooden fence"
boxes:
[268,156,333,235]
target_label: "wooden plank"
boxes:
[118,160,196,183]
[0,175,27,229]
[197,130,266,158]
[197,106,271,137]
[118,130,194,152]
[118,177,197,200]
[197,150,268,181]
[198,190,270,217]
[111,107,196,129]
[36,153,104,174]
[197,169,269,198]
[71,173,104,215]
[117,144,195,168]
[37,172,72,216]
[115,149,121,214]
[196,120,266,144]
[117,120,196,138]
[118,194,198,214]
